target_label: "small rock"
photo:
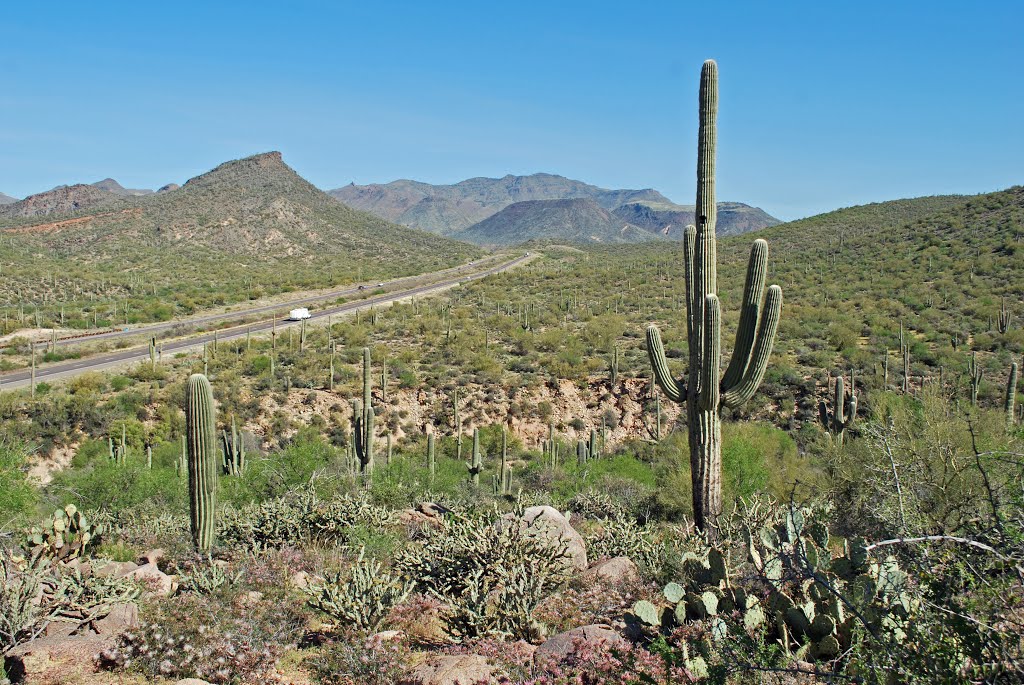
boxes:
[518,505,588,570]
[4,634,107,684]
[369,630,404,643]
[583,557,639,584]
[138,548,165,565]
[417,501,450,517]
[93,602,139,635]
[92,560,139,577]
[398,509,440,527]
[122,562,176,595]
[398,654,499,685]
[289,570,311,590]
[175,679,214,685]
[535,624,624,663]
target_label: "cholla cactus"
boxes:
[305,548,413,632]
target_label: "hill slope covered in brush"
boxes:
[0,152,482,323]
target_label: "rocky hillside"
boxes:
[613,200,780,238]
[0,152,480,265]
[0,184,123,219]
[329,173,672,235]
[0,192,17,204]
[454,197,655,245]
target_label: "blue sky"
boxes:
[2,0,1022,220]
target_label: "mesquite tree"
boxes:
[646,60,782,536]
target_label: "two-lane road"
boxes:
[0,254,530,389]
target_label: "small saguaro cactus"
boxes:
[221,416,246,475]
[497,428,512,495]
[998,298,1013,334]
[609,346,619,385]
[902,343,912,393]
[968,352,984,407]
[468,428,483,485]
[645,60,782,536]
[353,347,375,476]
[427,430,436,482]
[185,373,218,553]
[818,372,857,444]
[576,439,589,465]
[1006,361,1018,429]
[589,428,598,460]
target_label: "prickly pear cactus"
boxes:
[26,504,103,560]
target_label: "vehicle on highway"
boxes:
[287,308,312,321]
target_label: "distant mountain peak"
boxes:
[329,173,674,236]
[181,151,293,191]
[91,178,153,197]
[0,192,17,205]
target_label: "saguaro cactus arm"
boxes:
[722,285,783,409]
[646,325,685,403]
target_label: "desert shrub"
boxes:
[307,633,414,685]
[96,588,305,684]
[0,439,38,531]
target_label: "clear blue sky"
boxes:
[2,0,1022,220]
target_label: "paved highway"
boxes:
[0,254,530,389]
[21,255,506,351]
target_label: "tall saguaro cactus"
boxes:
[646,60,782,536]
[185,374,218,553]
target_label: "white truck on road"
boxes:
[287,307,312,321]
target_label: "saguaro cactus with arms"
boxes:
[646,60,782,536]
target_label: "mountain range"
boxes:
[329,173,779,243]
[0,163,779,249]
